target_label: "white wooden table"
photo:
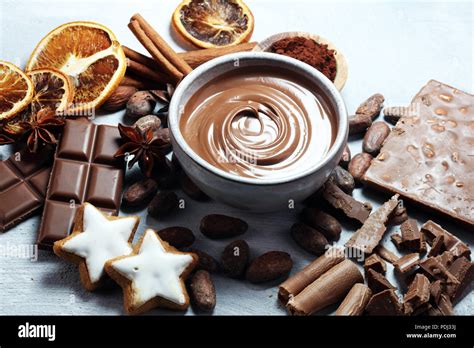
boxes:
[0,0,472,315]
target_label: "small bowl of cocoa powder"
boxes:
[254,32,348,91]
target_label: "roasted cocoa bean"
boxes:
[180,172,209,201]
[122,178,158,207]
[363,121,391,156]
[330,165,355,194]
[221,240,250,278]
[356,93,385,119]
[157,226,195,249]
[246,251,293,283]
[200,214,248,239]
[126,91,156,119]
[147,191,179,218]
[189,270,216,312]
[291,223,329,255]
[302,207,342,240]
[190,248,219,273]
[348,153,373,182]
[102,85,137,111]
[340,144,351,168]
[134,115,161,134]
[349,114,372,135]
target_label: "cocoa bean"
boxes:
[157,226,195,249]
[134,115,161,134]
[147,191,179,218]
[330,165,355,194]
[179,172,209,201]
[349,114,372,135]
[102,85,137,111]
[190,248,219,273]
[246,251,293,283]
[291,223,329,255]
[122,178,158,207]
[363,121,390,156]
[340,144,351,168]
[302,207,342,240]
[200,214,248,239]
[221,240,249,278]
[348,153,373,182]
[126,91,156,119]
[356,93,384,120]
[189,270,216,312]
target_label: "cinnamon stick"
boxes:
[131,13,192,75]
[128,19,184,84]
[181,42,257,68]
[123,42,257,71]
[120,75,163,90]
[126,58,171,84]
[278,246,345,304]
[286,259,363,315]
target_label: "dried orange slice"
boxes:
[0,61,34,121]
[26,21,126,114]
[27,68,74,114]
[172,0,254,48]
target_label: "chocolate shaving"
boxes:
[345,194,400,254]
[393,253,420,273]
[420,220,471,259]
[364,253,386,274]
[367,269,396,294]
[322,182,372,224]
[428,235,445,257]
[365,289,403,316]
[403,273,430,315]
[447,257,473,301]
[429,280,443,305]
[419,257,460,287]
[400,219,424,252]
[375,245,400,264]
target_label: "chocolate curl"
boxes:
[286,259,363,316]
[278,246,345,304]
[335,283,372,316]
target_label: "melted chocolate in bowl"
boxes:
[179,66,337,180]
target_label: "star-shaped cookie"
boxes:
[105,228,198,315]
[53,203,140,291]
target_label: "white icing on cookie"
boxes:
[111,229,193,307]
[62,203,138,283]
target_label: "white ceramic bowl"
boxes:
[169,52,348,212]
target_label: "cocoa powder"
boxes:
[270,36,337,82]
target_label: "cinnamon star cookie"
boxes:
[53,203,140,291]
[105,229,198,315]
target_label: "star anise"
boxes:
[18,108,65,153]
[114,123,168,177]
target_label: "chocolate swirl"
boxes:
[180,67,336,179]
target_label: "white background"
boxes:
[0,0,472,315]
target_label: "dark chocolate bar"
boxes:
[37,118,123,249]
[0,148,52,231]
[363,80,474,227]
